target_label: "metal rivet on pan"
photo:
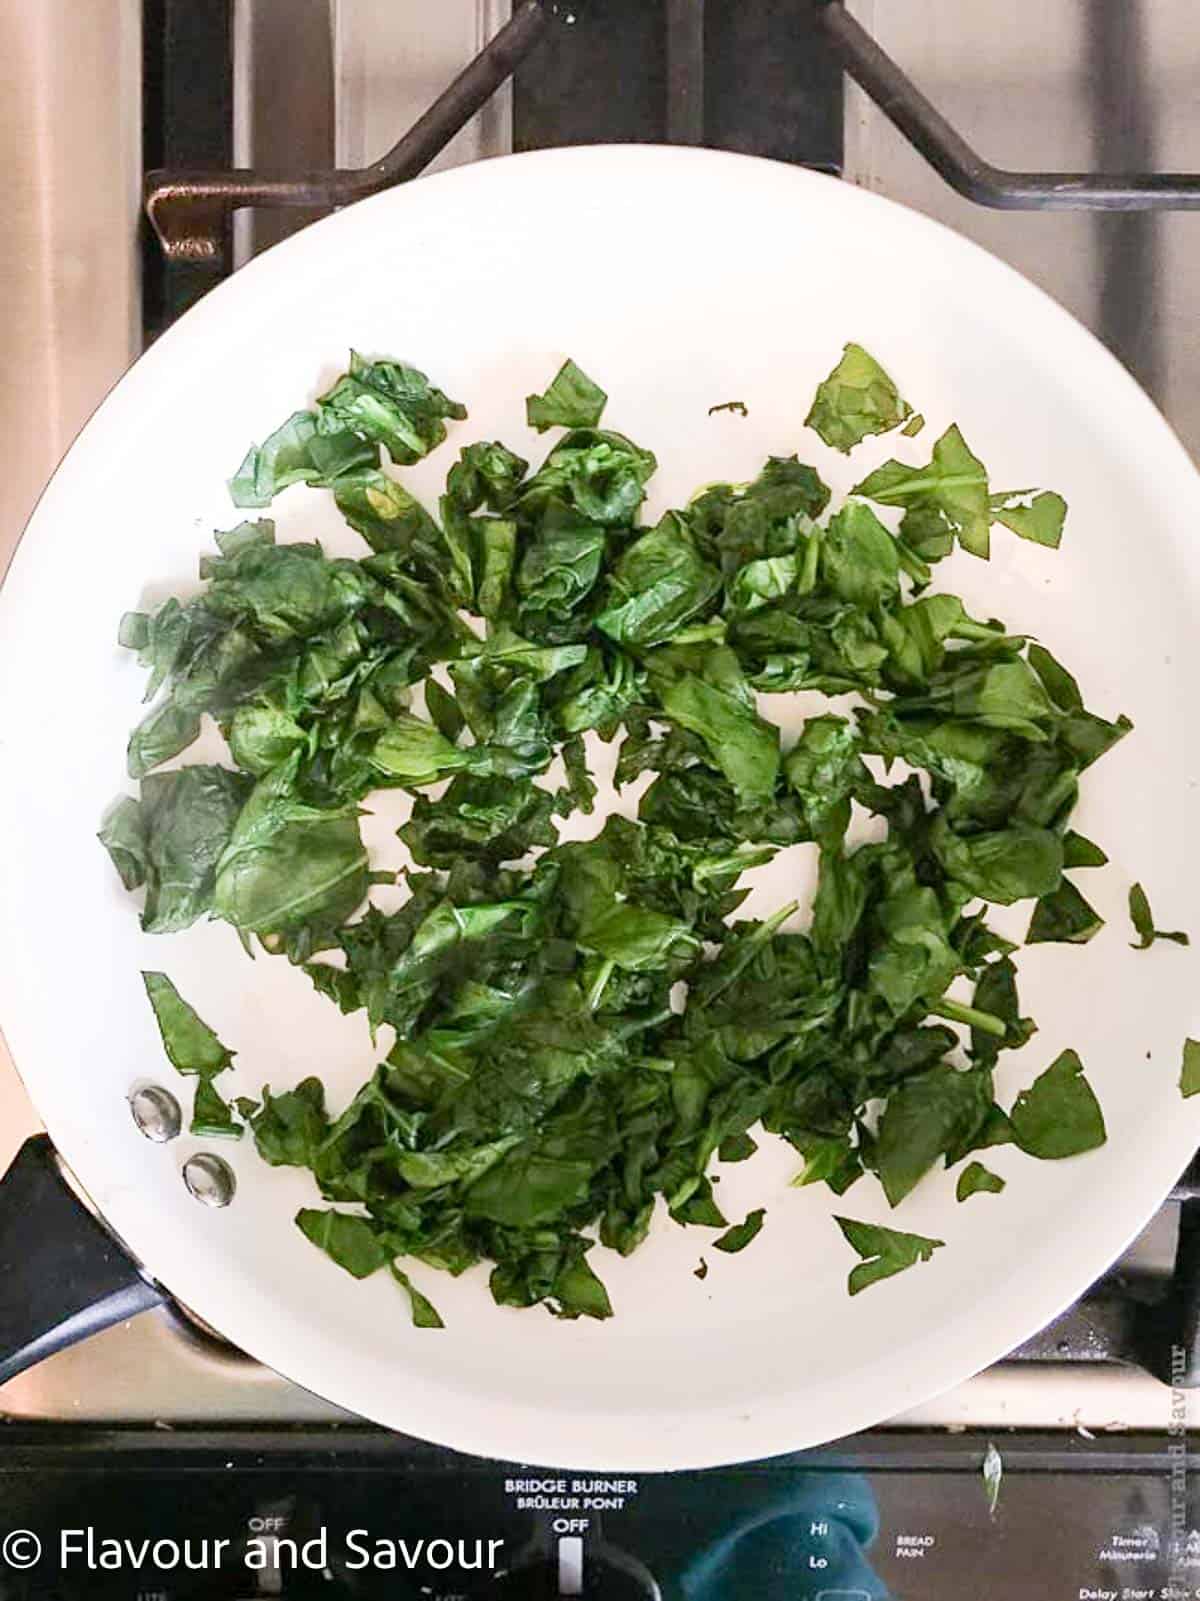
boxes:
[182,1152,236,1208]
[129,1084,182,1144]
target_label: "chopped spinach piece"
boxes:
[932,820,1062,906]
[526,359,608,432]
[230,412,375,507]
[876,1066,993,1206]
[1062,831,1107,869]
[446,441,529,513]
[103,347,1132,1324]
[400,774,558,867]
[1129,882,1190,950]
[956,1161,1005,1202]
[835,1216,945,1296]
[1026,879,1104,945]
[143,972,234,1077]
[991,490,1066,549]
[968,957,1035,1070]
[713,1209,766,1254]
[297,1209,388,1278]
[242,1078,328,1167]
[853,424,991,558]
[391,1266,445,1329]
[805,342,911,453]
[101,767,252,933]
[1027,643,1082,711]
[1181,1039,1200,1100]
[142,972,240,1141]
[191,1076,242,1139]
[317,352,466,466]
[654,664,780,802]
[213,754,369,943]
[597,513,721,648]
[1010,1049,1107,1159]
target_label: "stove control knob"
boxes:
[493,1532,661,1597]
[225,1499,425,1601]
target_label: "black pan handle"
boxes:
[0,1134,165,1386]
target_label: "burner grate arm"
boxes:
[145,0,554,267]
[815,0,1200,212]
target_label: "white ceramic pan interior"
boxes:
[2,147,1199,1469]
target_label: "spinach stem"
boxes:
[895,540,930,589]
[700,899,800,1008]
[928,997,1007,1039]
[587,957,616,1012]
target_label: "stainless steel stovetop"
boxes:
[4,0,1200,1439]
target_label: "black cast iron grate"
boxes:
[143,0,1200,323]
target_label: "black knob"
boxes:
[494,1537,659,1598]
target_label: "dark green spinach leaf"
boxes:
[956,1160,1005,1201]
[1129,882,1190,950]
[835,1216,945,1295]
[1010,1049,1106,1159]
[805,343,911,453]
[526,359,608,432]
[713,1208,766,1253]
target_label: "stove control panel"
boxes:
[0,1431,1194,1599]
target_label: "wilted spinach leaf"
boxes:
[526,359,608,432]
[854,424,991,558]
[652,648,780,803]
[1027,643,1082,712]
[956,1160,1005,1202]
[101,766,252,933]
[805,342,911,453]
[1026,879,1104,945]
[230,412,376,507]
[968,957,1035,1070]
[105,346,1130,1324]
[597,513,721,648]
[446,441,529,513]
[876,1065,992,1206]
[713,1208,766,1253]
[143,971,235,1076]
[143,972,241,1139]
[932,819,1062,906]
[1181,1040,1200,1100]
[316,352,466,466]
[835,1216,944,1295]
[1010,1049,1106,1159]
[1062,831,1107,869]
[991,490,1066,549]
[296,1208,388,1278]
[242,1078,328,1167]
[191,1075,242,1139]
[213,754,369,942]
[400,774,558,867]
[1128,882,1190,950]
[391,1266,445,1328]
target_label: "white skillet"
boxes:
[2,146,1198,1468]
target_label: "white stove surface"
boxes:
[3,0,1199,1437]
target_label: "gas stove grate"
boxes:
[143,0,1200,328]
